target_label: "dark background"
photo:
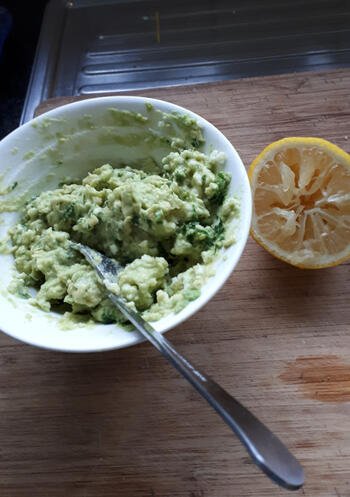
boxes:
[0,1,48,139]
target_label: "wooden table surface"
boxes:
[2,68,350,497]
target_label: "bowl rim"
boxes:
[0,95,252,353]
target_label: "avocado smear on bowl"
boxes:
[7,107,240,326]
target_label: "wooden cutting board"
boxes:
[1,69,350,497]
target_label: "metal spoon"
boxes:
[72,242,304,490]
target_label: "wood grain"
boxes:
[2,69,350,497]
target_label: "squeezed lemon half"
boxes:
[249,137,350,268]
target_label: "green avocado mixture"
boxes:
[8,112,240,325]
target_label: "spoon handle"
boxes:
[107,292,304,491]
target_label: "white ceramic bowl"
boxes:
[0,97,251,352]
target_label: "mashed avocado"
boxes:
[8,113,240,325]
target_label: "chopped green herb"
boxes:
[132,214,140,225]
[17,288,31,299]
[101,312,116,324]
[211,172,230,205]
[63,204,75,219]
[191,204,198,220]
[175,170,185,182]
